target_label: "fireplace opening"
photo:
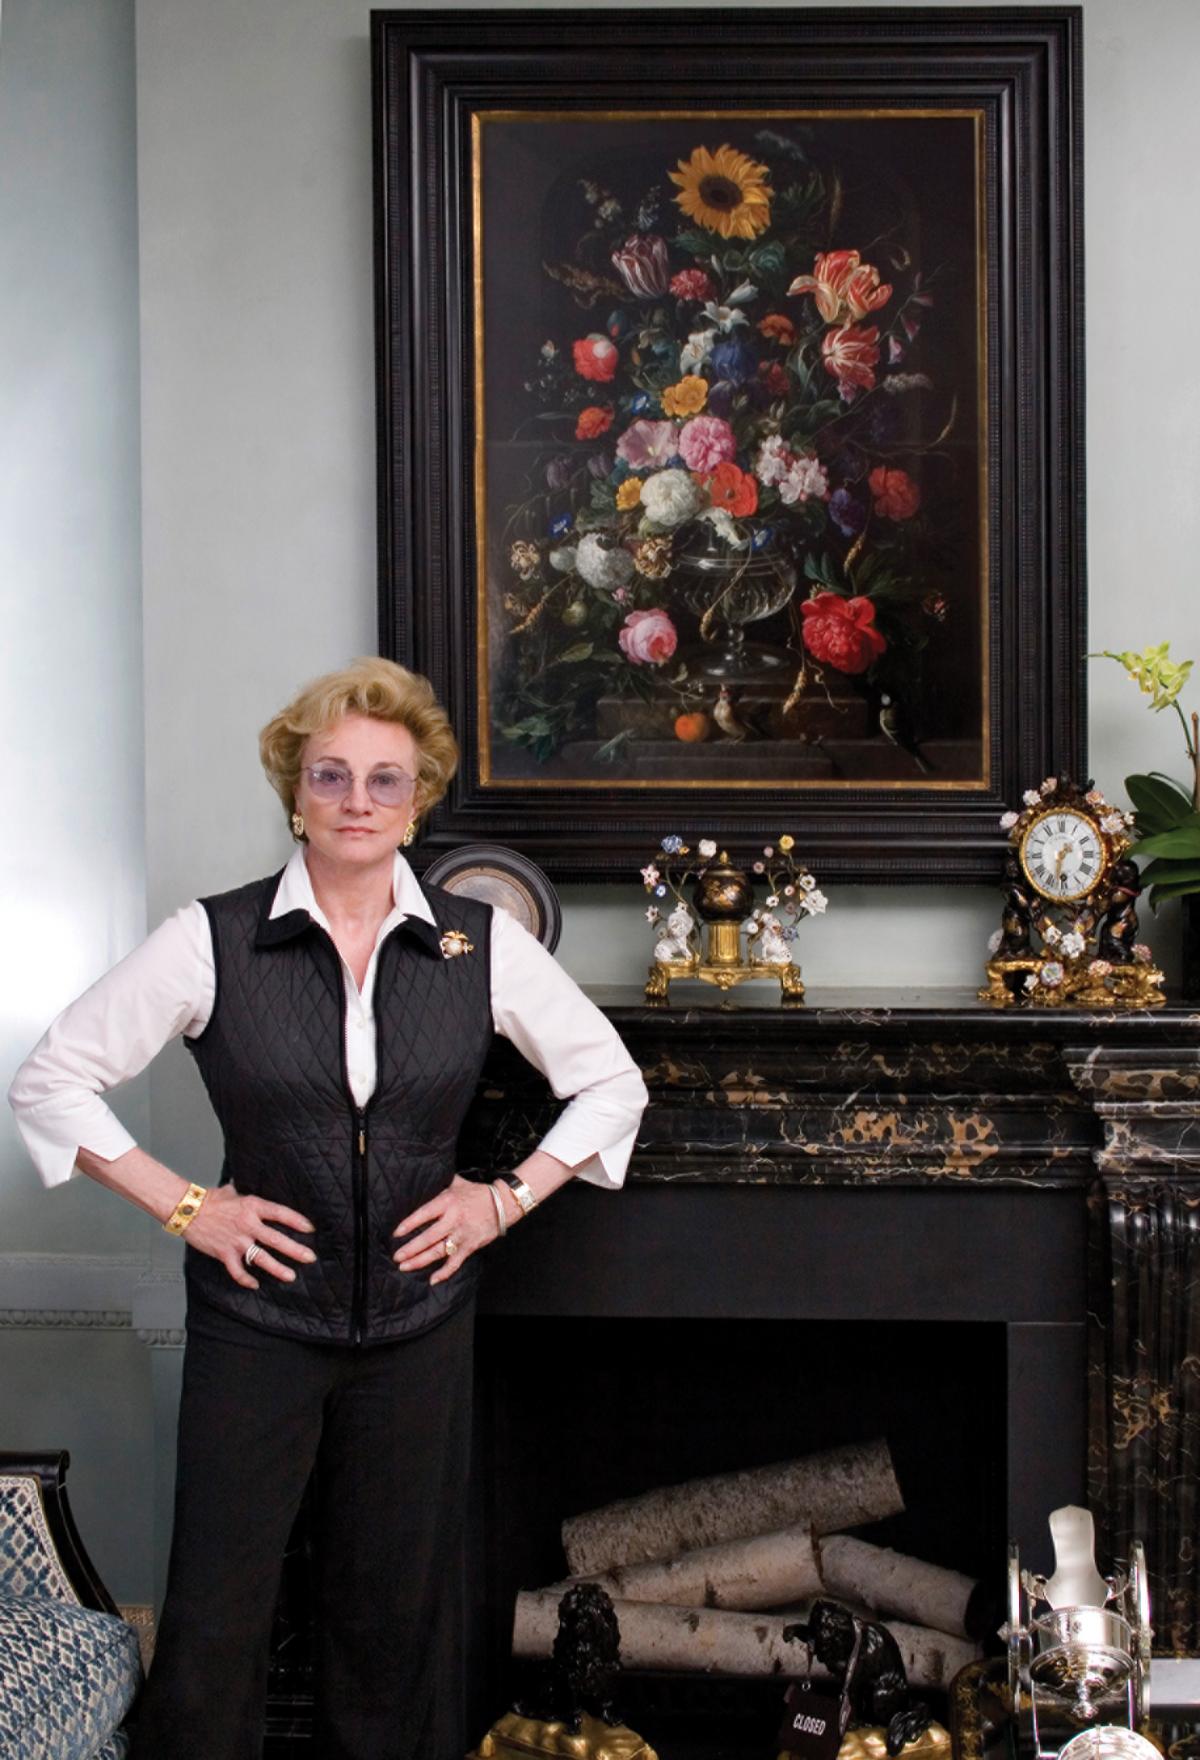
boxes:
[467,1315,1008,1758]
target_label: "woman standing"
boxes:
[8,658,648,1760]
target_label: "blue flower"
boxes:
[549,513,573,538]
[829,488,866,538]
[630,392,652,415]
[751,525,775,552]
[660,834,684,854]
[710,336,756,386]
[655,883,667,896]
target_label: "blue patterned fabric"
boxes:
[0,1594,142,1760]
[94,1736,131,1759]
[0,1477,77,1600]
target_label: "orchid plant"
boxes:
[1095,643,1200,908]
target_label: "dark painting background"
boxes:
[478,112,985,789]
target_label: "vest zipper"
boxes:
[353,1108,369,1346]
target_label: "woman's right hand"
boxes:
[184,1187,317,1289]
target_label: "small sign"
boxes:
[777,1684,845,1760]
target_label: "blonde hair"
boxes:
[259,658,458,830]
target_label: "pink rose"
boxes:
[678,414,736,474]
[573,335,619,382]
[619,608,678,667]
[616,419,678,470]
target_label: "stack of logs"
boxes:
[513,1440,984,1688]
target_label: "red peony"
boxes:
[670,268,713,302]
[705,461,759,518]
[575,405,614,441]
[573,335,619,382]
[869,465,921,520]
[758,360,791,398]
[821,323,880,392]
[800,592,887,675]
[618,607,678,667]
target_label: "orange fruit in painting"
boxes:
[674,712,711,743]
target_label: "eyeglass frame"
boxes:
[298,762,419,808]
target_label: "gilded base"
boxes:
[645,958,805,1001]
[980,956,1165,1009]
[778,1723,953,1760]
[469,1710,658,1760]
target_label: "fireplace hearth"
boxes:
[264,986,1200,1757]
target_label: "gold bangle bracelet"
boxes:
[163,1182,208,1236]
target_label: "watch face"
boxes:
[1020,808,1105,900]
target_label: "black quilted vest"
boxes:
[183,870,494,1345]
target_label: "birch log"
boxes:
[512,1592,978,1688]
[818,1536,987,1641]
[563,1524,822,1611]
[561,1440,903,1575]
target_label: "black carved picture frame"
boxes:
[372,7,1084,882]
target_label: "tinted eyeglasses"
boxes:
[300,764,416,808]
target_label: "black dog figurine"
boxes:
[784,1599,932,1757]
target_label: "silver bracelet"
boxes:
[488,1180,508,1238]
[502,1174,538,1217]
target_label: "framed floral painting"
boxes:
[373,9,1085,881]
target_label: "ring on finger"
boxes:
[243,1243,262,1269]
[443,1235,457,1258]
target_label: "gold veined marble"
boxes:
[777,1724,953,1760]
[469,1710,658,1760]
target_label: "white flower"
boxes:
[1041,776,1058,795]
[1041,961,1065,987]
[988,929,1004,954]
[1042,921,1061,945]
[702,300,750,333]
[576,532,634,592]
[548,544,578,574]
[778,454,830,505]
[1134,943,1153,963]
[763,845,774,858]
[680,328,717,374]
[784,884,795,897]
[754,434,793,487]
[698,507,749,548]
[802,889,829,915]
[645,905,661,923]
[726,280,759,306]
[598,197,621,222]
[698,838,717,858]
[641,468,703,531]
[1085,789,1105,807]
[1101,812,1126,834]
[1024,973,1039,992]
[999,811,1019,830]
[640,863,660,887]
[1089,958,1112,977]
[1061,930,1086,958]
[540,340,558,360]
[799,873,816,891]
[766,894,780,908]
[1023,789,1041,807]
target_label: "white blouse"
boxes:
[8,849,648,1192]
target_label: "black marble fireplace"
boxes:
[264,987,1200,1755]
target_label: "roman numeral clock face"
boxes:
[1020,809,1105,901]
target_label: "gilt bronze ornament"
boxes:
[639,833,827,1001]
[980,779,1165,1008]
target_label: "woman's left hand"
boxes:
[393,1173,502,1284]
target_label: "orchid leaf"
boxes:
[1139,858,1200,886]
[1149,877,1200,910]
[1132,823,1200,860]
[1126,772,1193,831]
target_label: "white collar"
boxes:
[269,846,437,933]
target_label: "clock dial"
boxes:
[1020,809,1105,901]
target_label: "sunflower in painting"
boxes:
[668,143,773,240]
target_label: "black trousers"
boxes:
[131,1294,475,1760]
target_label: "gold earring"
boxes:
[291,811,305,839]
[402,819,417,847]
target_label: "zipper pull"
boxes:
[357,1112,367,1157]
